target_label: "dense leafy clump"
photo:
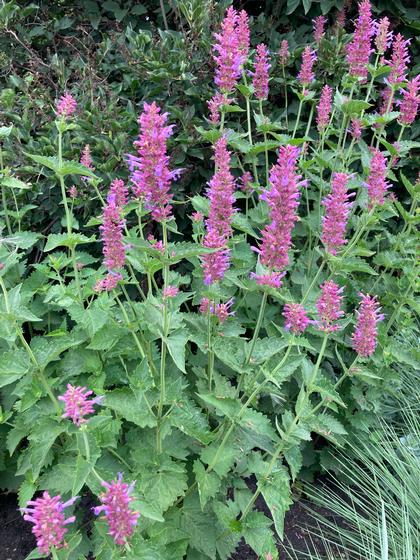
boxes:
[0,1,419,559]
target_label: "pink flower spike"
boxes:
[58,384,103,425]
[252,43,271,100]
[321,172,355,255]
[374,17,392,54]
[69,185,78,199]
[398,76,420,125]
[213,7,245,93]
[349,118,363,140]
[239,171,254,193]
[56,92,77,119]
[298,47,317,86]
[316,280,344,332]
[215,298,235,323]
[387,33,411,85]
[93,473,140,545]
[317,85,333,132]
[21,492,78,555]
[352,293,384,356]
[207,93,231,124]
[100,193,126,271]
[94,272,123,293]
[80,144,95,181]
[251,272,285,289]
[191,211,204,222]
[237,10,250,60]
[346,0,374,81]
[313,16,327,44]
[283,303,310,334]
[279,40,289,66]
[366,148,390,207]
[128,101,179,222]
[202,136,236,284]
[254,145,305,275]
[163,285,179,299]
[109,178,128,208]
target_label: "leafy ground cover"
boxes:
[0,1,419,559]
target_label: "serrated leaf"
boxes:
[0,349,31,388]
[242,511,276,557]
[213,337,248,373]
[240,408,278,442]
[3,231,39,249]
[1,177,32,189]
[284,445,303,481]
[198,393,241,419]
[105,388,156,428]
[24,153,60,174]
[193,460,222,509]
[312,375,346,407]
[167,330,189,373]
[141,460,188,513]
[18,478,36,508]
[342,100,372,115]
[58,160,97,178]
[24,420,67,479]
[72,454,91,496]
[258,466,292,539]
[248,141,281,155]
[44,232,95,251]
[171,398,212,444]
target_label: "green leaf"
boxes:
[141,459,188,513]
[137,499,165,523]
[72,454,91,496]
[212,337,248,373]
[193,460,222,509]
[24,420,67,479]
[171,398,212,444]
[0,349,30,388]
[3,232,39,249]
[167,330,189,373]
[198,393,241,420]
[258,466,292,539]
[24,153,60,174]
[248,141,281,155]
[342,100,372,115]
[18,478,36,508]
[284,445,303,481]
[242,511,276,557]
[58,160,97,178]
[240,408,278,442]
[105,388,156,428]
[251,337,288,364]
[68,304,109,337]
[312,375,346,407]
[1,177,32,189]
[44,232,95,251]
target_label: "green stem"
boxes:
[58,128,72,235]
[292,91,304,138]
[259,100,269,187]
[235,290,268,398]
[115,295,146,359]
[207,307,214,393]
[0,143,12,235]
[239,333,329,522]
[245,94,259,183]
[282,65,289,130]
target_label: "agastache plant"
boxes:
[8,4,418,560]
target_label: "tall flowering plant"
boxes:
[1,3,417,560]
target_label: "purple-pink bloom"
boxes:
[237,10,250,59]
[346,0,374,81]
[191,211,204,222]
[279,40,289,66]
[255,145,305,275]
[94,272,123,293]
[316,280,345,332]
[252,43,270,100]
[100,193,126,271]
[21,493,78,555]
[350,118,363,140]
[387,33,410,85]
[399,76,420,125]
[202,136,236,284]
[239,171,254,193]
[58,383,103,425]
[283,303,310,334]
[298,46,317,86]
[207,93,231,124]
[251,271,285,289]
[128,101,179,222]
[213,7,245,93]
[109,178,128,208]
[93,473,140,545]
[56,92,77,119]
[321,173,355,255]
[374,17,392,54]
[317,84,333,132]
[69,185,78,199]
[198,298,234,322]
[80,144,95,181]
[163,285,179,298]
[351,293,384,356]
[366,148,390,207]
[313,16,327,44]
